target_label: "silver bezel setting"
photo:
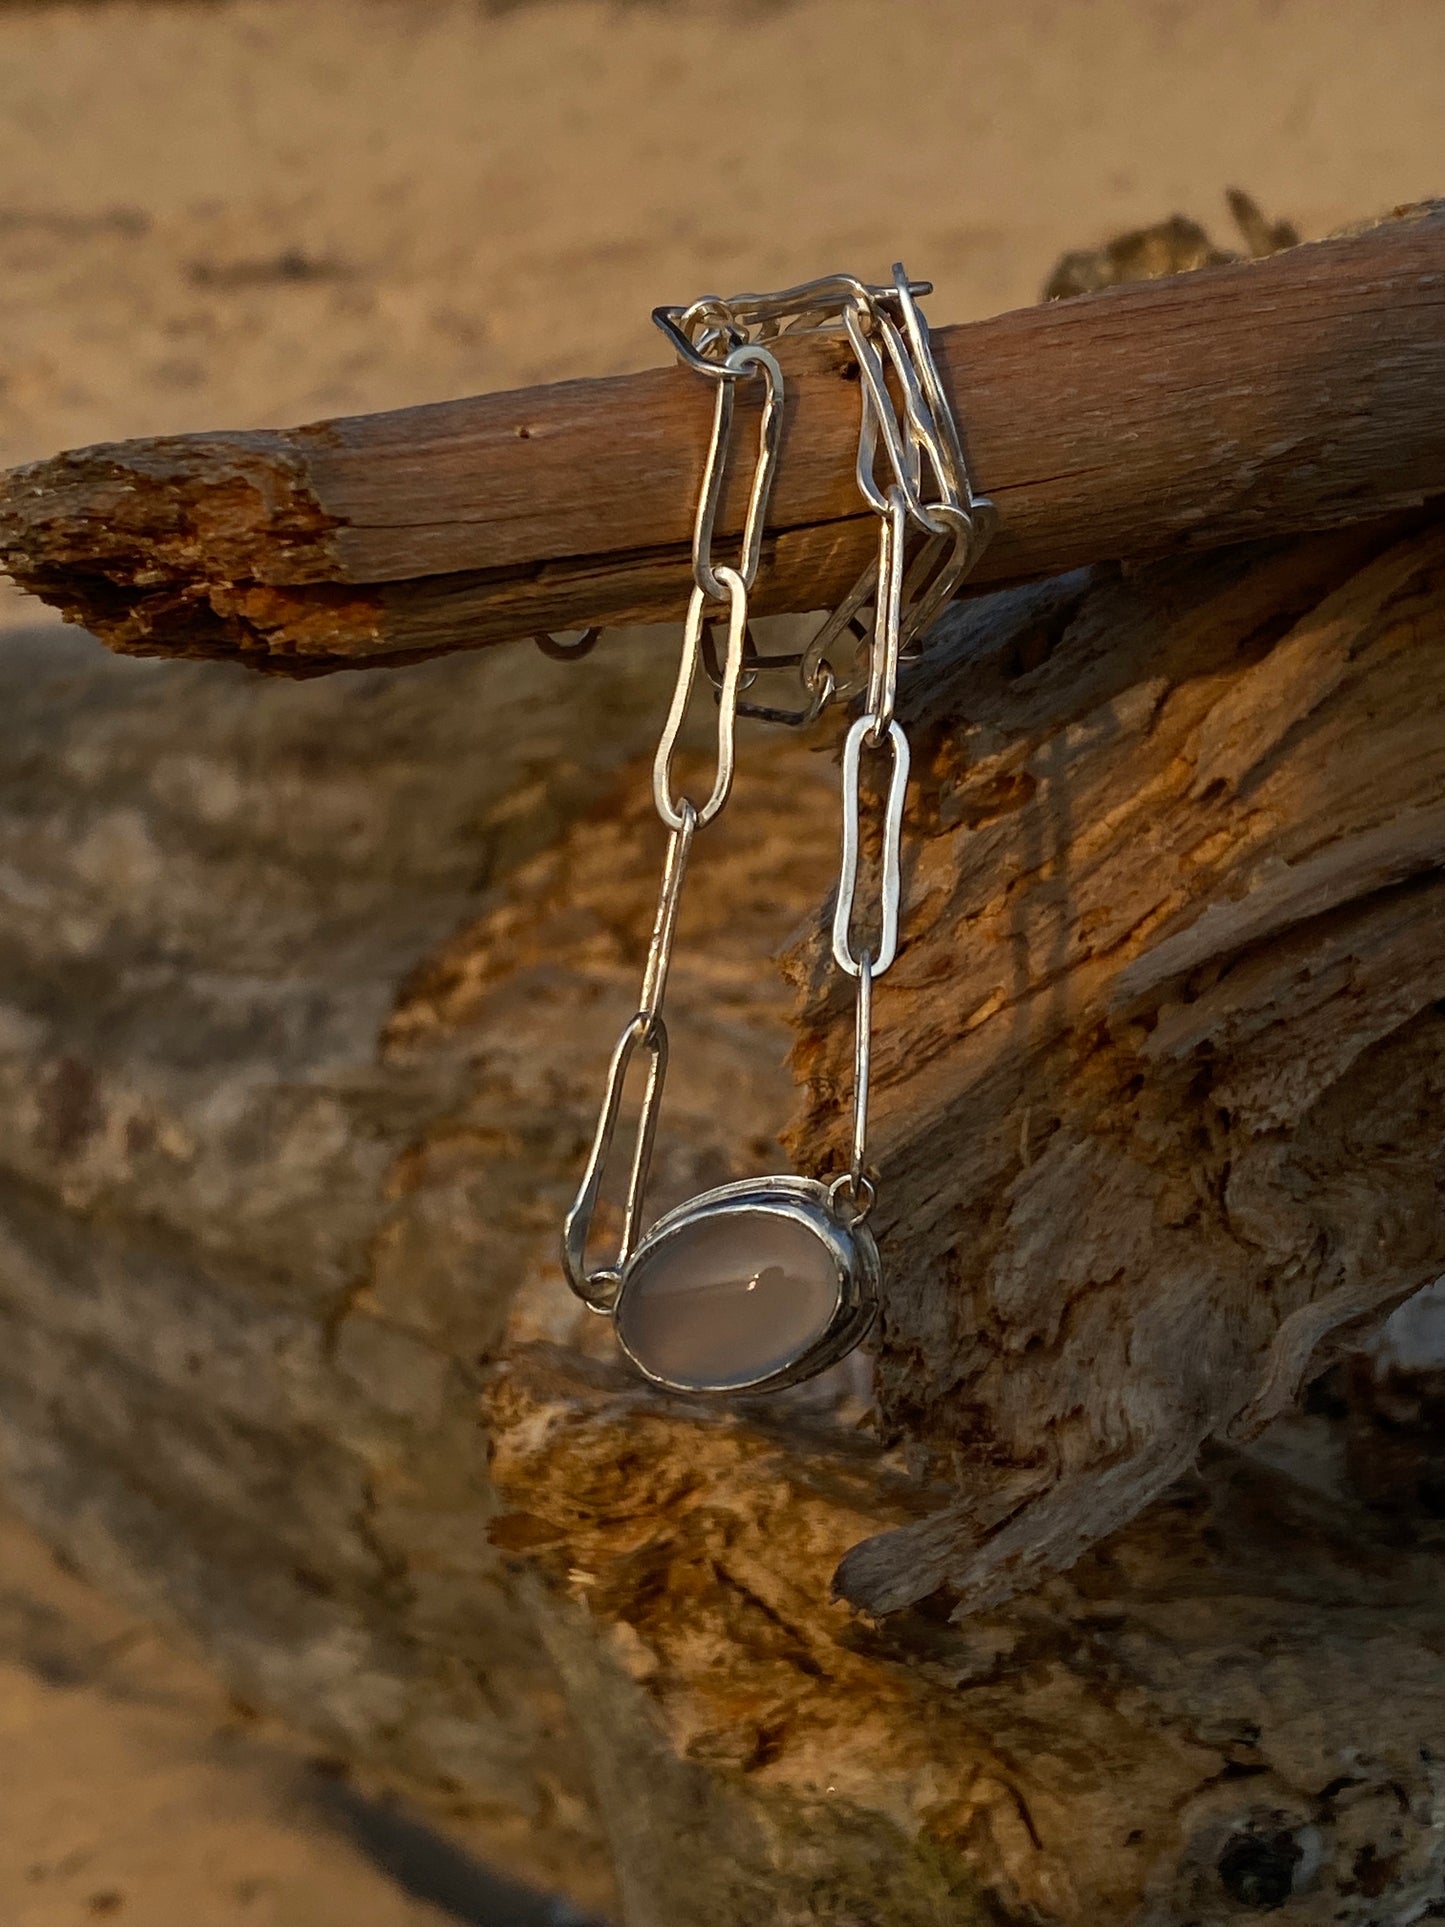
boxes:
[612,1174,879,1396]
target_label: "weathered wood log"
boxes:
[489,1354,1445,1926]
[786,508,1445,1618]
[3,510,1444,1920]
[1,208,1442,672]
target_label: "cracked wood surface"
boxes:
[1,208,1443,671]
[782,510,1445,1619]
[3,511,1445,1919]
[489,1350,1445,1926]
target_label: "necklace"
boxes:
[559,266,993,1395]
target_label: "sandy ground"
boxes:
[0,1503,595,1926]
[0,0,1442,469]
[0,0,1441,1920]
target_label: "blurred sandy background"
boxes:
[0,0,1443,468]
[0,1,1440,1921]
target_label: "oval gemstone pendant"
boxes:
[613,1176,878,1395]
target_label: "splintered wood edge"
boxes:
[1,205,1442,674]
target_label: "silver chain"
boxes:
[563,265,993,1307]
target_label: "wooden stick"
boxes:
[2,208,1442,674]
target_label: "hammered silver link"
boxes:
[894,268,987,519]
[639,802,697,1018]
[865,486,908,742]
[690,374,737,600]
[654,570,748,830]
[800,565,877,706]
[897,504,978,655]
[833,714,910,979]
[844,302,922,523]
[561,801,697,1304]
[690,344,783,599]
[850,952,873,1191]
[562,1011,669,1310]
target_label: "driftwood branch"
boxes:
[1,209,1442,672]
[784,508,1445,1620]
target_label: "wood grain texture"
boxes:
[489,1351,1445,1926]
[5,521,1445,1920]
[1,207,1442,671]
[780,509,1445,1620]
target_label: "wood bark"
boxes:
[2,511,1444,1920]
[785,507,1445,1620]
[0,208,1442,671]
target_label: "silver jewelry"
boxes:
[562,266,994,1395]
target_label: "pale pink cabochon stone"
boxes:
[616,1207,843,1391]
